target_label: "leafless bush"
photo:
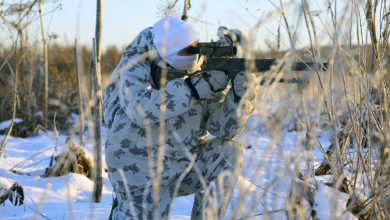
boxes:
[250,0,390,219]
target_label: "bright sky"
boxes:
[41,0,277,49]
[1,0,371,51]
[36,0,327,50]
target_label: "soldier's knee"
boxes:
[222,139,244,157]
[213,138,244,166]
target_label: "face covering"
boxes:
[153,16,200,73]
[165,53,202,73]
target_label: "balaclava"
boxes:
[152,16,200,72]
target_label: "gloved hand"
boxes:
[232,72,256,103]
[185,70,229,100]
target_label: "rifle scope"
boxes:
[186,42,237,57]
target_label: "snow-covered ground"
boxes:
[0,117,357,219]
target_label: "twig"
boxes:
[38,0,49,128]
[279,0,295,50]
[26,200,51,220]
[74,38,85,147]
[9,146,54,171]
[237,208,285,220]
[0,60,18,157]
[91,0,103,203]
[241,175,289,199]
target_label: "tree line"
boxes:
[0,43,122,136]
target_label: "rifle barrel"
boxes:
[202,58,328,78]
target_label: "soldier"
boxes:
[103,16,257,219]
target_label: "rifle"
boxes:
[151,42,328,87]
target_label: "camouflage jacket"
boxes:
[103,27,255,189]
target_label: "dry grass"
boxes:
[0,0,389,219]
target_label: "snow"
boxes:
[313,181,356,220]
[0,121,358,219]
[0,118,23,131]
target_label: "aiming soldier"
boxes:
[103,16,256,219]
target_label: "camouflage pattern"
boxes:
[103,27,256,219]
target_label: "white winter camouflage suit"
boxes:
[103,27,255,219]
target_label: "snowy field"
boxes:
[0,117,357,220]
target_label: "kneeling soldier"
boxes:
[104,16,257,219]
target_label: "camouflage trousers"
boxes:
[109,138,244,220]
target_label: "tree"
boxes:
[91,0,103,203]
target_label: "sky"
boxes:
[1,0,373,51]
[40,0,279,49]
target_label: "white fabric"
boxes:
[232,72,247,97]
[152,16,199,70]
[192,70,229,99]
[165,53,198,71]
[166,54,204,73]
[233,72,257,99]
